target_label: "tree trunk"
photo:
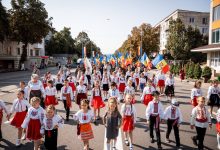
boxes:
[19,42,28,69]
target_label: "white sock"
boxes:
[106,143,110,150]
[113,140,116,147]
[129,138,132,147]
[217,134,220,149]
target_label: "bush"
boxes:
[184,62,190,78]
[193,63,202,79]
[202,66,212,80]
[187,62,195,78]
[174,64,180,76]
[218,76,220,82]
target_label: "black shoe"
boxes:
[94,120,98,125]
[191,136,197,146]
[66,118,69,121]
[158,145,162,149]
[150,138,154,143]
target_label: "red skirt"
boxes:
[157,80,165,87]
[191,96,198,107]
[119,83,126,92]
[135,78,139,86]
[69,82,76,91]
[216,122,220,133]
[80,123,94,141]
[43,83,47,89]
[27,119,42,140]
[131,98,136,104]
[91,96,105,109]
[10,111,27,128]
[0,111,3,125]
[76,93,87,105]
[122,116,134,132]
[143,94,153,106]
[45,95,58,106]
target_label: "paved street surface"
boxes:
[0,68,218,150]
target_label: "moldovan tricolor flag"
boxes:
[141,52,152,69]
[152,54,169,74]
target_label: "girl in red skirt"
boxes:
[76,79,87,107]
[0,99,9,140]
[121,94,137,150]
[91,81,105,122]
[8,90,31,146]
[21,97,45,150]
[141,80,156,106]
[190,81,203,107]
[156,70,166,95]
[44,80,58,107]
[74,99,94,150]
[124,80,136,104]
[133,68,140,91]
[118,73,126,100]
[68,75,77,95]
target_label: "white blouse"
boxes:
[91,88,102,97]
[207,86,220,99]
[60,86,74,101]
[139,77,147,84]
[76,85,87,94]
[133,73,140,79]
[74,110,94,124]
[45,87,57,96]
[102,76,109,84]
[124,86,135,95]
[165,78,175,86]
[119,77,126,84]
[141,86,156,101]
[10,98,31,114]
[28,80,45,94]
[0,100,9,114]
[164,105,183,124]
[191,88,203,99]
[120,104,137,123]
[157,74,166,81]
[42,114,64,131]
[146,100,164,120]
[55,77,64,84]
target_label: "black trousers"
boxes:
[44,129,58,150]
[63,100,70,119]
[149,116,161,146]
[193,127,206,150]
[166,119,180,147]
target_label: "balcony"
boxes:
[33,43,44,49]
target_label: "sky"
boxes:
[2,0,210,54]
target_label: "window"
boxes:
[211,51,220,67]
[17,48,20,55]
[189,17,194,23]
[202,18,208,25]
[30,49,33,56]
[213,5,220,21]
[212,28,220,43]
[35,50,39,56]
[202,28,208,34]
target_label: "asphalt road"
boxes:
[0,68,218,150]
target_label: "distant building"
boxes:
[155,9,210,54]
[191,0,220,76]
[0,39,48,70]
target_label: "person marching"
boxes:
[124,80,136,104]
[156,70,166,95]
[146,91,164,149]
[8,90,31,146]
[44,80,58,107]
[110,71,119,88]
[151,74,157,89]
[0,99,9,140]
[164,99,183,150]
[190,96,212,150]
[179,68,185,82]
[103,97,122,150]
[76,78,88,107]
[191,80,203,107]
[74,99,94,150]
[91,68,101,88]
[108,82,120,103]
[90,81,105,122]
[207,80,220,119]
[216,108,220,149]
[85,67,92,89]
[133,68,140,91]
[19,81,29,101]
[141,80,156,106]
[102,70,110,101]
[118,73,126,101]
[21,97,45,150]
[143,67,149,83]
[68,75,77,97]
[121,94,137,150]
[42,105,64,150]
[139,73,147,93]
[165,73,175,101]
[125,66,132,82]
[55,74,64,95]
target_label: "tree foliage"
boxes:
[202,66,212,79]
[193,63,202,79]
[118,23,159,57]
[187,62,195,78]
[0,0,10,42]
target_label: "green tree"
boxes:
[9,0,52,66]
[184,62,190,78]
[202,66,212,80]
[174,64,180,76]
[193,63,202,79]
[0,0,10,43]
[170,64,175,74]
[187,62,195,78]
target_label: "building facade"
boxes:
[0,39,47,70]
[191,0,220,76]
[155,9,210,54]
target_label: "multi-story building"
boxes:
[191,0,220,76]
[0,39,47,70]
[155,9,210,54]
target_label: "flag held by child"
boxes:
[152,54,169,74]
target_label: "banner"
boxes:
[152,54,169,73]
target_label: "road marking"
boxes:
[104,128,123,150]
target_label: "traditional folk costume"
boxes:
[141,86,156,106]
[133,72,140,88]
[103,110,122,140]
[91,73,101,87]
[0,100,9,139]
[108,88,120,103]
[151,77,157,88]
[207,86,220,107]
[28,80,45,108]
[68,76,77,93]
[21,106,45,140]
[81,74,89,86]
[190,106,211,150]
[139,77,147,92]
[85,69,92,85]
[179,70,185,81]
[74,110,94,141]
[216,108,220,149]
[55,76,63,91]
[164,77,175,97]
[124,86,136,104]
[10,98,31,128]
[191,88,203,107]
[121,104,137,132]
[76,85,87,106]
[125,71,131,82]
[44,86,58,106]
[118,77,126,93]
[102,76,110,91]
[60,86,74,119]
[143,71,149,82]
[20,86,29,101]
[110,76,119,86]
[42,114,64,150]
[164,101,183,147]
[129,76,136,89]
[146,100,164,147]
[156,73,166,88]
[90,88,105,109]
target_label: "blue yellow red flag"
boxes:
[152,54,169,73]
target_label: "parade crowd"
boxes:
[0,62,219,150]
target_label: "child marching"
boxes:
[191,81,203,107]
[103,97,122,150]
[74,99,94,150]
[102,70,110,101]
[139,73,147,93]
[216,108,220,149]
[121,94,137,150]
[0,99,9,140]
[8,90,31,146]
[141,80,156,106]
[165,73,175,101]
[124,80,136,104]
[76,78,87,107]
[146,91,164,149]
[108,82,120,103]
[156,70,166,95]
[164,99,183,149]
[44,80,58,107]
[42,105,64,150]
